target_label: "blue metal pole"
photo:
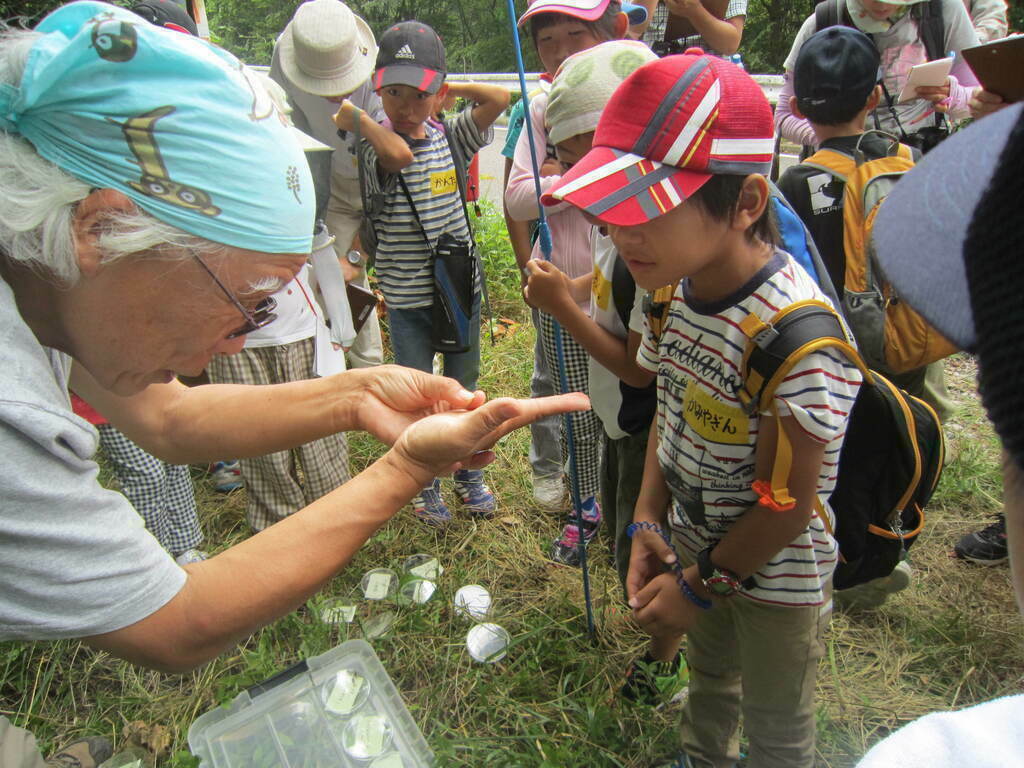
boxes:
[504,0,595,638]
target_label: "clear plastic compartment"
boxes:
[188,639,432,767]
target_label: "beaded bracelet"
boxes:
[625,521,669,542]
[675,570,712,611]
[628,522,712,610]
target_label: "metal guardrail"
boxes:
[251,67,785,106]
[448,71,785,105]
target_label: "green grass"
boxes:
[2,209,1022,767]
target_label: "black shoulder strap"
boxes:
[611,255,635,331]
[912,0,946,62]
[766,177,841,310]
[439,117,473,237]
[396,173,434,256]
[440,116,494,345]
[814,0,845,32]
[744,303,850,411]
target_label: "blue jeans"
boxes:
[387,293,481,391]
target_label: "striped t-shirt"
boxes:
[637,250,862,607]
[360,108,490,310]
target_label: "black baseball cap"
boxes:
[130,0,198,36]
[373,20,446,95]
[794,26,880,124]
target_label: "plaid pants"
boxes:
[537,311,601,502]
[97,424,202,556]
[206,337,351,531]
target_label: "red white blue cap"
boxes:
[544,52,775,226]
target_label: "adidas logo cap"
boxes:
[373,20,446,94]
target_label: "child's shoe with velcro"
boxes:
[621,650,688,706]
[411,478,450,526]
[453,468,496,518]
[548,495,601,567]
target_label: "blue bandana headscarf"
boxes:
[0,1,314,254]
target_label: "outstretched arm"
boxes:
[70,363,488,465]
[83,391,590,672]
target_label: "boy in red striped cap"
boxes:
[546,52,862,767]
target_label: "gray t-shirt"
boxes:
[0,276,185,640]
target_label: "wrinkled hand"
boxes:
[625,526,678,601]
[969,87,1006,120]
[352,366,486,446]
[392,393,591,482]
[340,257,362,284]
[916,80,951,111]
[630,571,701,637]
[524,259,571,316]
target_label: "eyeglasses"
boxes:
[192,253,278,339]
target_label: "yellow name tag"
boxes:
[683,380,749,445]
[592,265,612,312]
[430,169,458,195]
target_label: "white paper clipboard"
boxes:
[897,57,953,103]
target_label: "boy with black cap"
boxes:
[777,25,888,297]
[333,21,509,525]
[779,23,955,422]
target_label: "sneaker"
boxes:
[411,479,450,526]
[549,496,601,567]
[453,469,496,518]
[835,560,913,611]
[532,475,564,511]
[45,736,113,768]
[954,514,1008,564]
[175,548,208,566]
[210,460,243,493]
[622,650,688,706]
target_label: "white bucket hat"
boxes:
[277,0,377,97]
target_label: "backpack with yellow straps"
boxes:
[737,299,944,590]
[803,131,958,374]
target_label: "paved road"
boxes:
[477,125,512,210]
[476,125,798,211]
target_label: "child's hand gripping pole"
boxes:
[505,0,593,637]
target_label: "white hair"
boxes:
[0,26,225,286]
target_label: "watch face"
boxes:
[705,574,740,596]
[347,250,362,265]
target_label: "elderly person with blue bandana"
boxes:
[0,4,587,764]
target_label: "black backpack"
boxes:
[738,299,944,590]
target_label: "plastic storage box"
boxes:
[188,639,433,767]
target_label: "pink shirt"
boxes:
[505,91,594,301]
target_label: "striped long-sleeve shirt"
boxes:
[638,250,862,607]
[360,108,491,310]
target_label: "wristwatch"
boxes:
[697,547,745,597]
[346,249,364,266]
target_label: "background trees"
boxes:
[1,0,1022,74]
